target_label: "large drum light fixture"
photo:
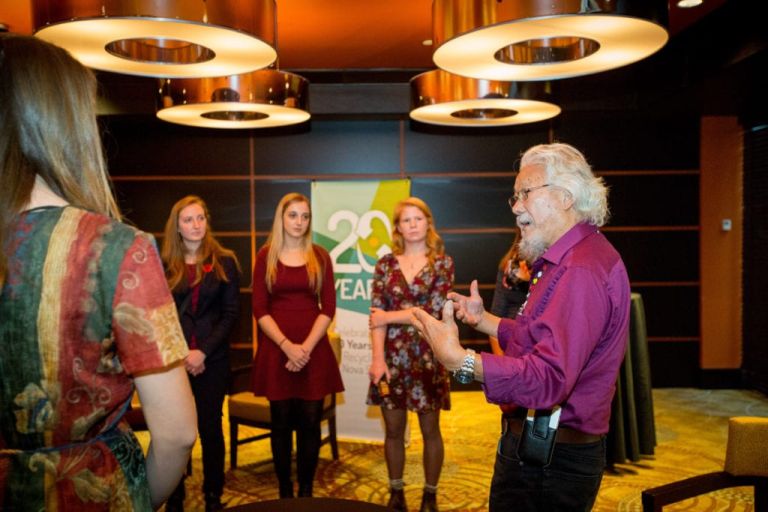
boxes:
[432,0,668,81]
[410,70,560,127]
[157,70,310,129]
[32,0,277,78]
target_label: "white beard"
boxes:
[518,237,548,262]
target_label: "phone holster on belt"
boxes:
[515,407,561,467]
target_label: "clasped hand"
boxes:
[185,349,206,376]
[282,341,310,372]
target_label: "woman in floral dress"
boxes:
[367,197,454,512]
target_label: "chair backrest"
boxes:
[724,416,768,477]
[328,329,342,365]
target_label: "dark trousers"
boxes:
[489,422,606,512]
[190,356,229,497]
[269,398,324,490]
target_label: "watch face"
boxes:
[454,371,473,384]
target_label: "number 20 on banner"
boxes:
[328,210,392,274]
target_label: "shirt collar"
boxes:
[535,222,598,268]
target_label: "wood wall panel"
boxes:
[113,179,251,233]
[442,233,515,285]
[101,111,714,387]
[648,342,700,387]
[103,118,250,175]
[743,124,768,393]
[603,231,700,282]
[251,121,402,174]
[553,112,700,169]
[404,125,547,172]
[411,178,515,229]
[604,173,699,226]
[632,285,700,339]
[253,181,312,231]
[699,117,743,369]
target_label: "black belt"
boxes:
[501,416,603,445]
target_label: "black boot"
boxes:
[298,481,313,498]
[165,481,185,512]
[387,488,407,511]
[278,481,294,499]
[419,490,438,512]
[203,492,223,512]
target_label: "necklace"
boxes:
[518,263,547,316]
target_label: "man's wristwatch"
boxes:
[453,349,476,384]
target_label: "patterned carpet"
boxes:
[137,388,768,511]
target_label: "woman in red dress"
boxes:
[367,197,454,512]
[251,192,344,499]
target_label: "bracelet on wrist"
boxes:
[278,337,288,347]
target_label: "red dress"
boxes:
[251,245,344,401]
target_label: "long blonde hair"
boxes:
[391,197,444,265]
[161,195,240,292]
[0,34,121,287]
[264,193,322,294]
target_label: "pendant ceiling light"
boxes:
[432,0,668,81]
[156,69,310,128]
[32,0,277,78]
[410,69,560,127]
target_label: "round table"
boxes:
[227,497,389,511]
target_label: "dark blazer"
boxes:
[173,256,240,364]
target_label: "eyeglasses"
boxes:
[508,184,551,208]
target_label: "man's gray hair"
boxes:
[520,143,609,227]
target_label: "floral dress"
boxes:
[0,206,188,511]
[366,253,454,412]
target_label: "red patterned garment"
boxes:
[366,253,454,412]
[0,206,188,511]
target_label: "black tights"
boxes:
[269,398,324,494]
[382,408,444,487]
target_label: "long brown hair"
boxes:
[0,34,121,287]
[161,195,240,292]
[264,193,322,294]
[391,197,444,265]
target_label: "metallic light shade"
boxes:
[32,0,277,78]
[410,69,560,127]
[432,0,669,81]
[156,70,310,129]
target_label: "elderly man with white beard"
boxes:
[412,143,631,512]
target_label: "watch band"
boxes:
[453,348,476,384]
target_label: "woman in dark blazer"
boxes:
[161,195,241,512]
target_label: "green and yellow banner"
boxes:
[312,180,410,440]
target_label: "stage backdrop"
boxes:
[312,180,410,440]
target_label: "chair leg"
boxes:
[328,415,339,460]
[230,420,238,469]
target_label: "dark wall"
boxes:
[743,125,768,394]
[102,110,701,386]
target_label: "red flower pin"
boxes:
[202,263,213,273]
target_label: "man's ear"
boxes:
[560,188,575,210]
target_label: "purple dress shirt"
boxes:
[481,222,631,435]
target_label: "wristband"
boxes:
[278,337,288,347]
